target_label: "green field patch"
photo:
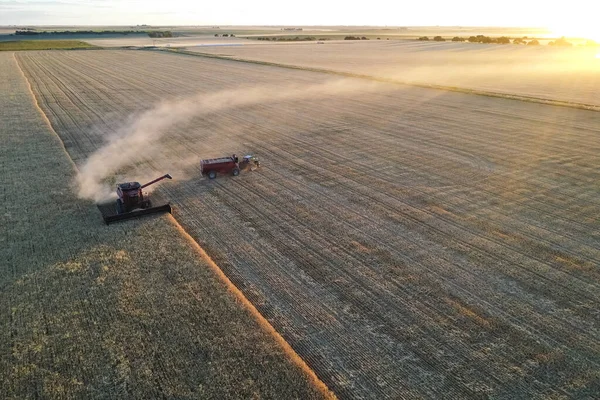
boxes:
[0,40,96,51]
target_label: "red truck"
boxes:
[200,154,240,179]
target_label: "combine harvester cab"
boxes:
[100,174,173,225]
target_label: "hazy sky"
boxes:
[0,0,593,31]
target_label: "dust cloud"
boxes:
[77,79,385,202]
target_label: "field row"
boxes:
[17,49,600,398]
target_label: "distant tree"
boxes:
[214,33,219,37]
[418,36,429,41]
[468,36,478,42]
[549,36,572,46]
[433,36,445,42]
[527,39,540,45]
[361,36,368,40]
[512,38,525,44]
[377,37,381,40]
[148,31,172,38]
[452,36,465,42]
[223,33,229,37]
[496,36,510,44]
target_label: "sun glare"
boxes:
[550,23,600,43]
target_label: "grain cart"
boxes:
[200,154,240,179]
[101,174,173,224]
[200,154,260,179]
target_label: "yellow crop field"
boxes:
[5,43,600,399]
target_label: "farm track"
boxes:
[16,50,600,399]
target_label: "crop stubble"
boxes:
[16,49,600,398]
[1,51,328,399]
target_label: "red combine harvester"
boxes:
[200,154,260,179]
[101,174,173,224]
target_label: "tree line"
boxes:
[417,35,597,46]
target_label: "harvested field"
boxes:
[0,52,328,399]
[186,40,600,107]
[15,49,600,399]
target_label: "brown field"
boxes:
[186,40,600,107]
[12,47,600,398]
[0,52,329,399]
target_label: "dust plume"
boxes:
[77,79,385,202]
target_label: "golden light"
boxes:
[548,21,600,59]
[550,22,600,43]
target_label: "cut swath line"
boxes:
[13,52,78,171]
[168,214,337,400]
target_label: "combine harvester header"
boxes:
[99,174,173,224]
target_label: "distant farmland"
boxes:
[0,40,95,51]
[187,40,600,107]
[14,48,600,398]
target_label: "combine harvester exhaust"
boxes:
[99,174,173,225]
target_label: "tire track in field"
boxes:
[249,95,600,267]
[221,102,600,288]
[239,139,600,357]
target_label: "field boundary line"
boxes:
[13,52,79,170]
[161,48,600,112]
[14,51,336,399]
[167,215,337,400]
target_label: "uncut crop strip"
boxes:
[17,50,600,399]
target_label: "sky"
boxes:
[0,0,595,34]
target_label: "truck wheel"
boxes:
[232,168,240,176]
[208,170,217,179]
